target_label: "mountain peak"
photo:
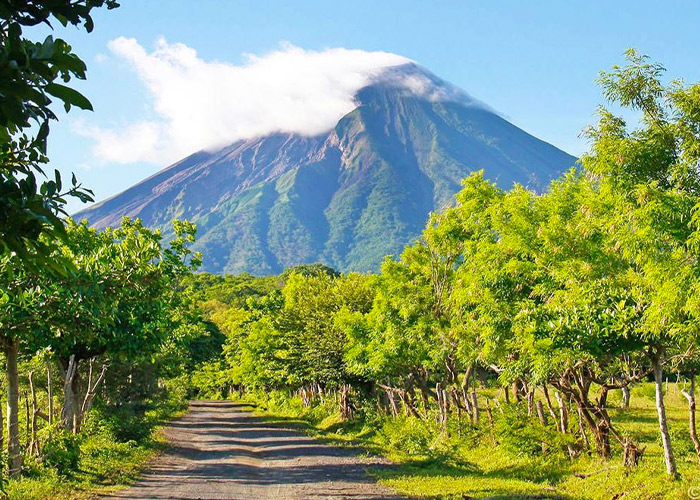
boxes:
[363,63,483,107]
[76,65,575,275]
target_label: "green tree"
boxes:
[580,49,700,476]
[1,0,118,262]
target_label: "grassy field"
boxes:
[247,382,700,500]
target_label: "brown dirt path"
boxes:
[99,400,407,500]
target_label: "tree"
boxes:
[42,218,200,432]
[1,0,119,263]
[580,49,700,476]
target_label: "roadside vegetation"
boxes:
[0,2,222,498]
[188,52,700,499]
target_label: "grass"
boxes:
[3,399,188,500]
[4,435,166,500]
[244,383,700,500]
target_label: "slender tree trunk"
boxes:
[28,372,39,455]
[652,353,678,477]
[415,372,432,416]
[339,384,352,421]
[60,355,79,433]
[554,390,576,458]
[485,398,495,427]
[681,373,700,467]
[542,385,559,427]
[0,384,3,453]
[23,391,29,450]
[385,386,399,418]
[513,380,522,402]
[577,407,590,450]
[47,360,53,426]
[78,359,107,432]
[5,340,22,477]
[554,391,568,433]
[470,390,479,425]
[621,386,631,409]
[442,388,450,422]
[436,383,444,424]
[536,400,547,454]
[461,366,473,413]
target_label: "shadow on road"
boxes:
[100,400,407,500]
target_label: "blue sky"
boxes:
[38,0,700,213]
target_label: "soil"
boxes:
[99,400,406,500]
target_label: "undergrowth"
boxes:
[242,383,700,500]
[3,377,189,500]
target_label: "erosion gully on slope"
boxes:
[99,400,407,500]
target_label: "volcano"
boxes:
[76,63,575,274]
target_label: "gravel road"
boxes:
[99,400,406,500]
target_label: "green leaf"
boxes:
[44,83,93,112]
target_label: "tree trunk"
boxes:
[23,390,29,450]
[47,360,53,426]
[536,400,547,454]
[28,372,39,455]
[339,384,352,421]
[5,340,22,478]
[0,384,3,453]
[60,355,80,433]
[385,386,399,418]
[513,380,522,402]
[681,373,700,467]
[621,386,631,409]
[554,390,577,458]
[78,359,107,432]
[527,389,535,416]
[577,407,590,450]
[470,390,479,425]
[485,398,495,427]
[652,353,678,477]
[542,385,559,427]
[461,366,473,413]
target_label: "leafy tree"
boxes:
[1,0,118,262]
[579,49,700,476]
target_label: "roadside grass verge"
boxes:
[3,396,187,500]
[242,384,700,500]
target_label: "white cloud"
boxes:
[77,39,410,166]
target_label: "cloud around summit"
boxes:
[77,39,410,166]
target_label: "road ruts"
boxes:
[99,400,406,500]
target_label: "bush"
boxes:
[40,427,81,476]
[494,403,565,458]
[379,415,454,459]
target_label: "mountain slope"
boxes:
[76,64,576,274]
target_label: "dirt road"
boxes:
[100,401,405,500]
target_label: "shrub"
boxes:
[40,427,81,476]
[494,403,564,458]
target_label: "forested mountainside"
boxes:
[76,64,575,274]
